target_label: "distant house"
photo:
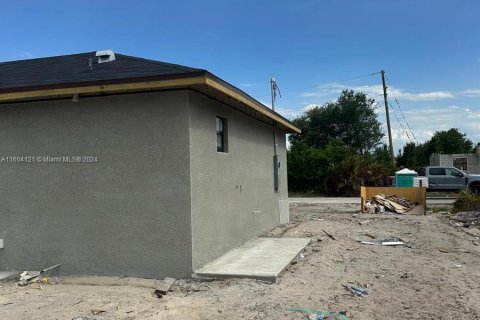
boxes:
[430,144,480,173]
[0,51,299,278]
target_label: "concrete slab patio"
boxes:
[196,237,310,282]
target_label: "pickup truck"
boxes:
[419,166,480,193]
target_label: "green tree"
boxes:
[287,90,393,195]
[373,143,392,166]
[287,142,329,193]
[426,128,473,154]
[289,90,384,154]
[396,142,428,170]
[397,129,474,170]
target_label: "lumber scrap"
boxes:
[370,193,413,214]
[154,277,176,297]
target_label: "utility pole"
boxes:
[271,78,279,191]
[381,70,395,167]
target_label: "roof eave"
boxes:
[0,73,300,134]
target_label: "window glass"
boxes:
[446,168,462,177]
[216,116,227,153]
[217,135,223,151]
[429,168,445,175]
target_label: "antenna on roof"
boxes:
[96,49,115,64]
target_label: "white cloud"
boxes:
[304,104,320,111]
[300,92,322,97]
[276,108,301,119]
[310,83,455,101]
[462,89,480,97]
[381,105,480,151]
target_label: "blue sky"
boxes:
[1,0,479,152]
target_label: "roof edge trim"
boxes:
[204,73,300,133]
[0,74,300,133]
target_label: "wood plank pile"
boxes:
[367,194,416,214]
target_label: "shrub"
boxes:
[452,190,480,213]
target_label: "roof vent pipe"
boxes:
[96,50,115,63]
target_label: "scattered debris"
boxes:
[382,241,405,246]
[365,233,376,239]
[366,194,416,214]
[358,241,377,245]
[17,264,61,286]
[91,309,106,315]
[72,316,104,320]
[343,284,369,297]
[358,220,371,225]
[358,239,407,246]
[17,271,40,283]
[323,229,336,240]
[449,211,480,227]
[154,277,176,298]
[287,307,349,320]
[438,247,469,254]
[400,272,413,279]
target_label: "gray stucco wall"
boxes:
[188,92,288,270]
[430,153,480,173]
[0,91,192,278]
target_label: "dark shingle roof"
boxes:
[0,51,300,133]
[0,51,205,91]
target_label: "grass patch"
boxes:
[452,190,480,213]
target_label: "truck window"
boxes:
[429,168,446,175]
[446,168,462,177]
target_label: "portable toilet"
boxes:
[395,168,418,187]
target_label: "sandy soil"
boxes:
[1,203,480,320]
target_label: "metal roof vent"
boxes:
[96,50,115,64]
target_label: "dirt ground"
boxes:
[1,202,480,320]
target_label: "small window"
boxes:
[453,157,467,171]
[216,116,228,152]
[429,168,446,175]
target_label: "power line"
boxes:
[385,76,417,144]
[375,100,413,145]
[386,99,414,144]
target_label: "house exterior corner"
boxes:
[188,91,289,270]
